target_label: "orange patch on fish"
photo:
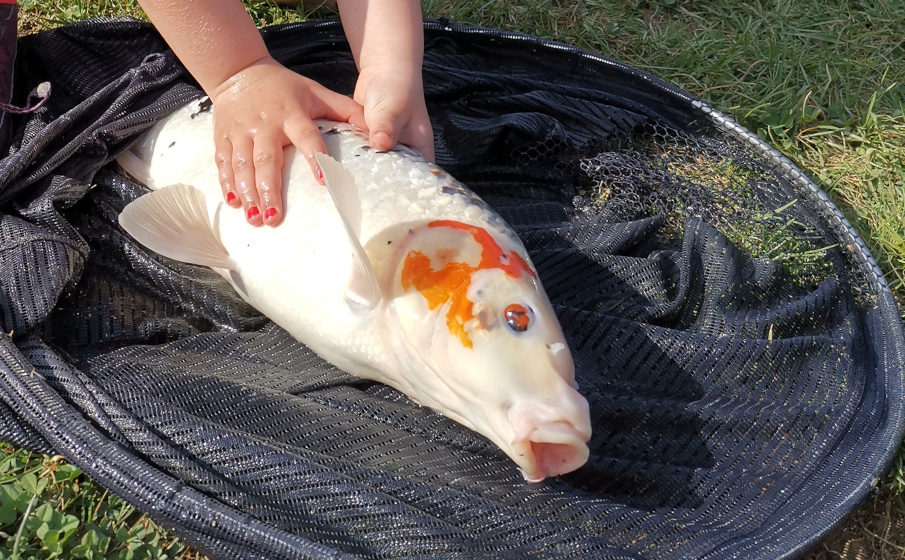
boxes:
[400,220,535,348]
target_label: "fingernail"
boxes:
[264,207,277,221]
[226,192,237,204]
[246,206,260,220]
[317,166,323,180]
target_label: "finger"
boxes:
[346,104,367,132]
[252,132,285,227]
[414,135,435,162]
[313,87,365,125]
[400,120,435,161]
[214,136,240,208]
[231,136,263,226]
[284,117,328,184]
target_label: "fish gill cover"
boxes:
[0,17,903,560]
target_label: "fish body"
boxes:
[117,98,591,482]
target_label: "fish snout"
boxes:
[508,391,591,482]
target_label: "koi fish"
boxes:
[116,98,591,482]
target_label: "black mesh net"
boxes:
[1,18,903,560]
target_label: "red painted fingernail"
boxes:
[246,206,260,220]
[226,192,237,204]
[317,167,323,181]
[264,207,277,221]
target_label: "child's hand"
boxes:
[210,56,364,226]
[353,64,434,162]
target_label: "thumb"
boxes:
[363,94,402,151]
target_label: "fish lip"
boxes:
[511,421,591,483]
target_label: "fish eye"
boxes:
[503,303,532,332]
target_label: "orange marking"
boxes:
[427,220,536,280]
[400,220,535,348]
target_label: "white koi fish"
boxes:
[116,98,591,482]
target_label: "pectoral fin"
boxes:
[314,152,382,309]
[119,183,236,270]
[116,147,153,186]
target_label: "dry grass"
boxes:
[808,489,905,560]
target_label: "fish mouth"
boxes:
[511,421,591,483]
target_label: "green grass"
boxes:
[0,445,190,559]
[772,102,905,300]
[7,0,905,558]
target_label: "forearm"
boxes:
[338,0,424,72]
[137,0,270,95]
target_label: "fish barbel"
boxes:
[117,98,591,482]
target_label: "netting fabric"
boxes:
[1,18,903,560]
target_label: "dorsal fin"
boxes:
[118,183,236,270]
[314,152,382,308]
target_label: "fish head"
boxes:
[386,219,591,482]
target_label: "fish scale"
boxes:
[117,97,592,482]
